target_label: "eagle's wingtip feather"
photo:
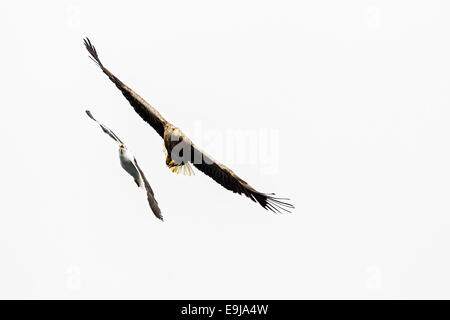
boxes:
[83,37,102,67]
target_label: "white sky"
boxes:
[1,0,450,299]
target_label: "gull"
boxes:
[85,110,163,220]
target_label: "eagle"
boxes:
[86,110,163,220]
[84,38,293,214]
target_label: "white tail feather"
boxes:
[163,144,195,176]
[170,162,195,176]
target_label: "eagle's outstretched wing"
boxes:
[84,38,293,214]
[85,110,124,145]
[134,159,163,221]
[84,38,167,138]
[190,143,294,213]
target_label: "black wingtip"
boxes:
[83,37,102,67]
[257,193,294,214]
[85,109,96,121]
[153,208,164,222]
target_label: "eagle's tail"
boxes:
[169,162,195,176]
[163,145,195,176]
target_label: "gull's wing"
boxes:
[85,110,124,145]
[189,142,294,213]
[84,38,167,138]
[133,159,163,221]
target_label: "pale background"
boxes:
[0,0,449,299]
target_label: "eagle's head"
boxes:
[170,127,181,141]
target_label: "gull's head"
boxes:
[119,144,126,153]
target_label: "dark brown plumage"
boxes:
[84,38,166,137]
[84,38,294,213]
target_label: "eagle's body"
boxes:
[163,125,181,156]
[162,125,195,175]
[84,38,293,213]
